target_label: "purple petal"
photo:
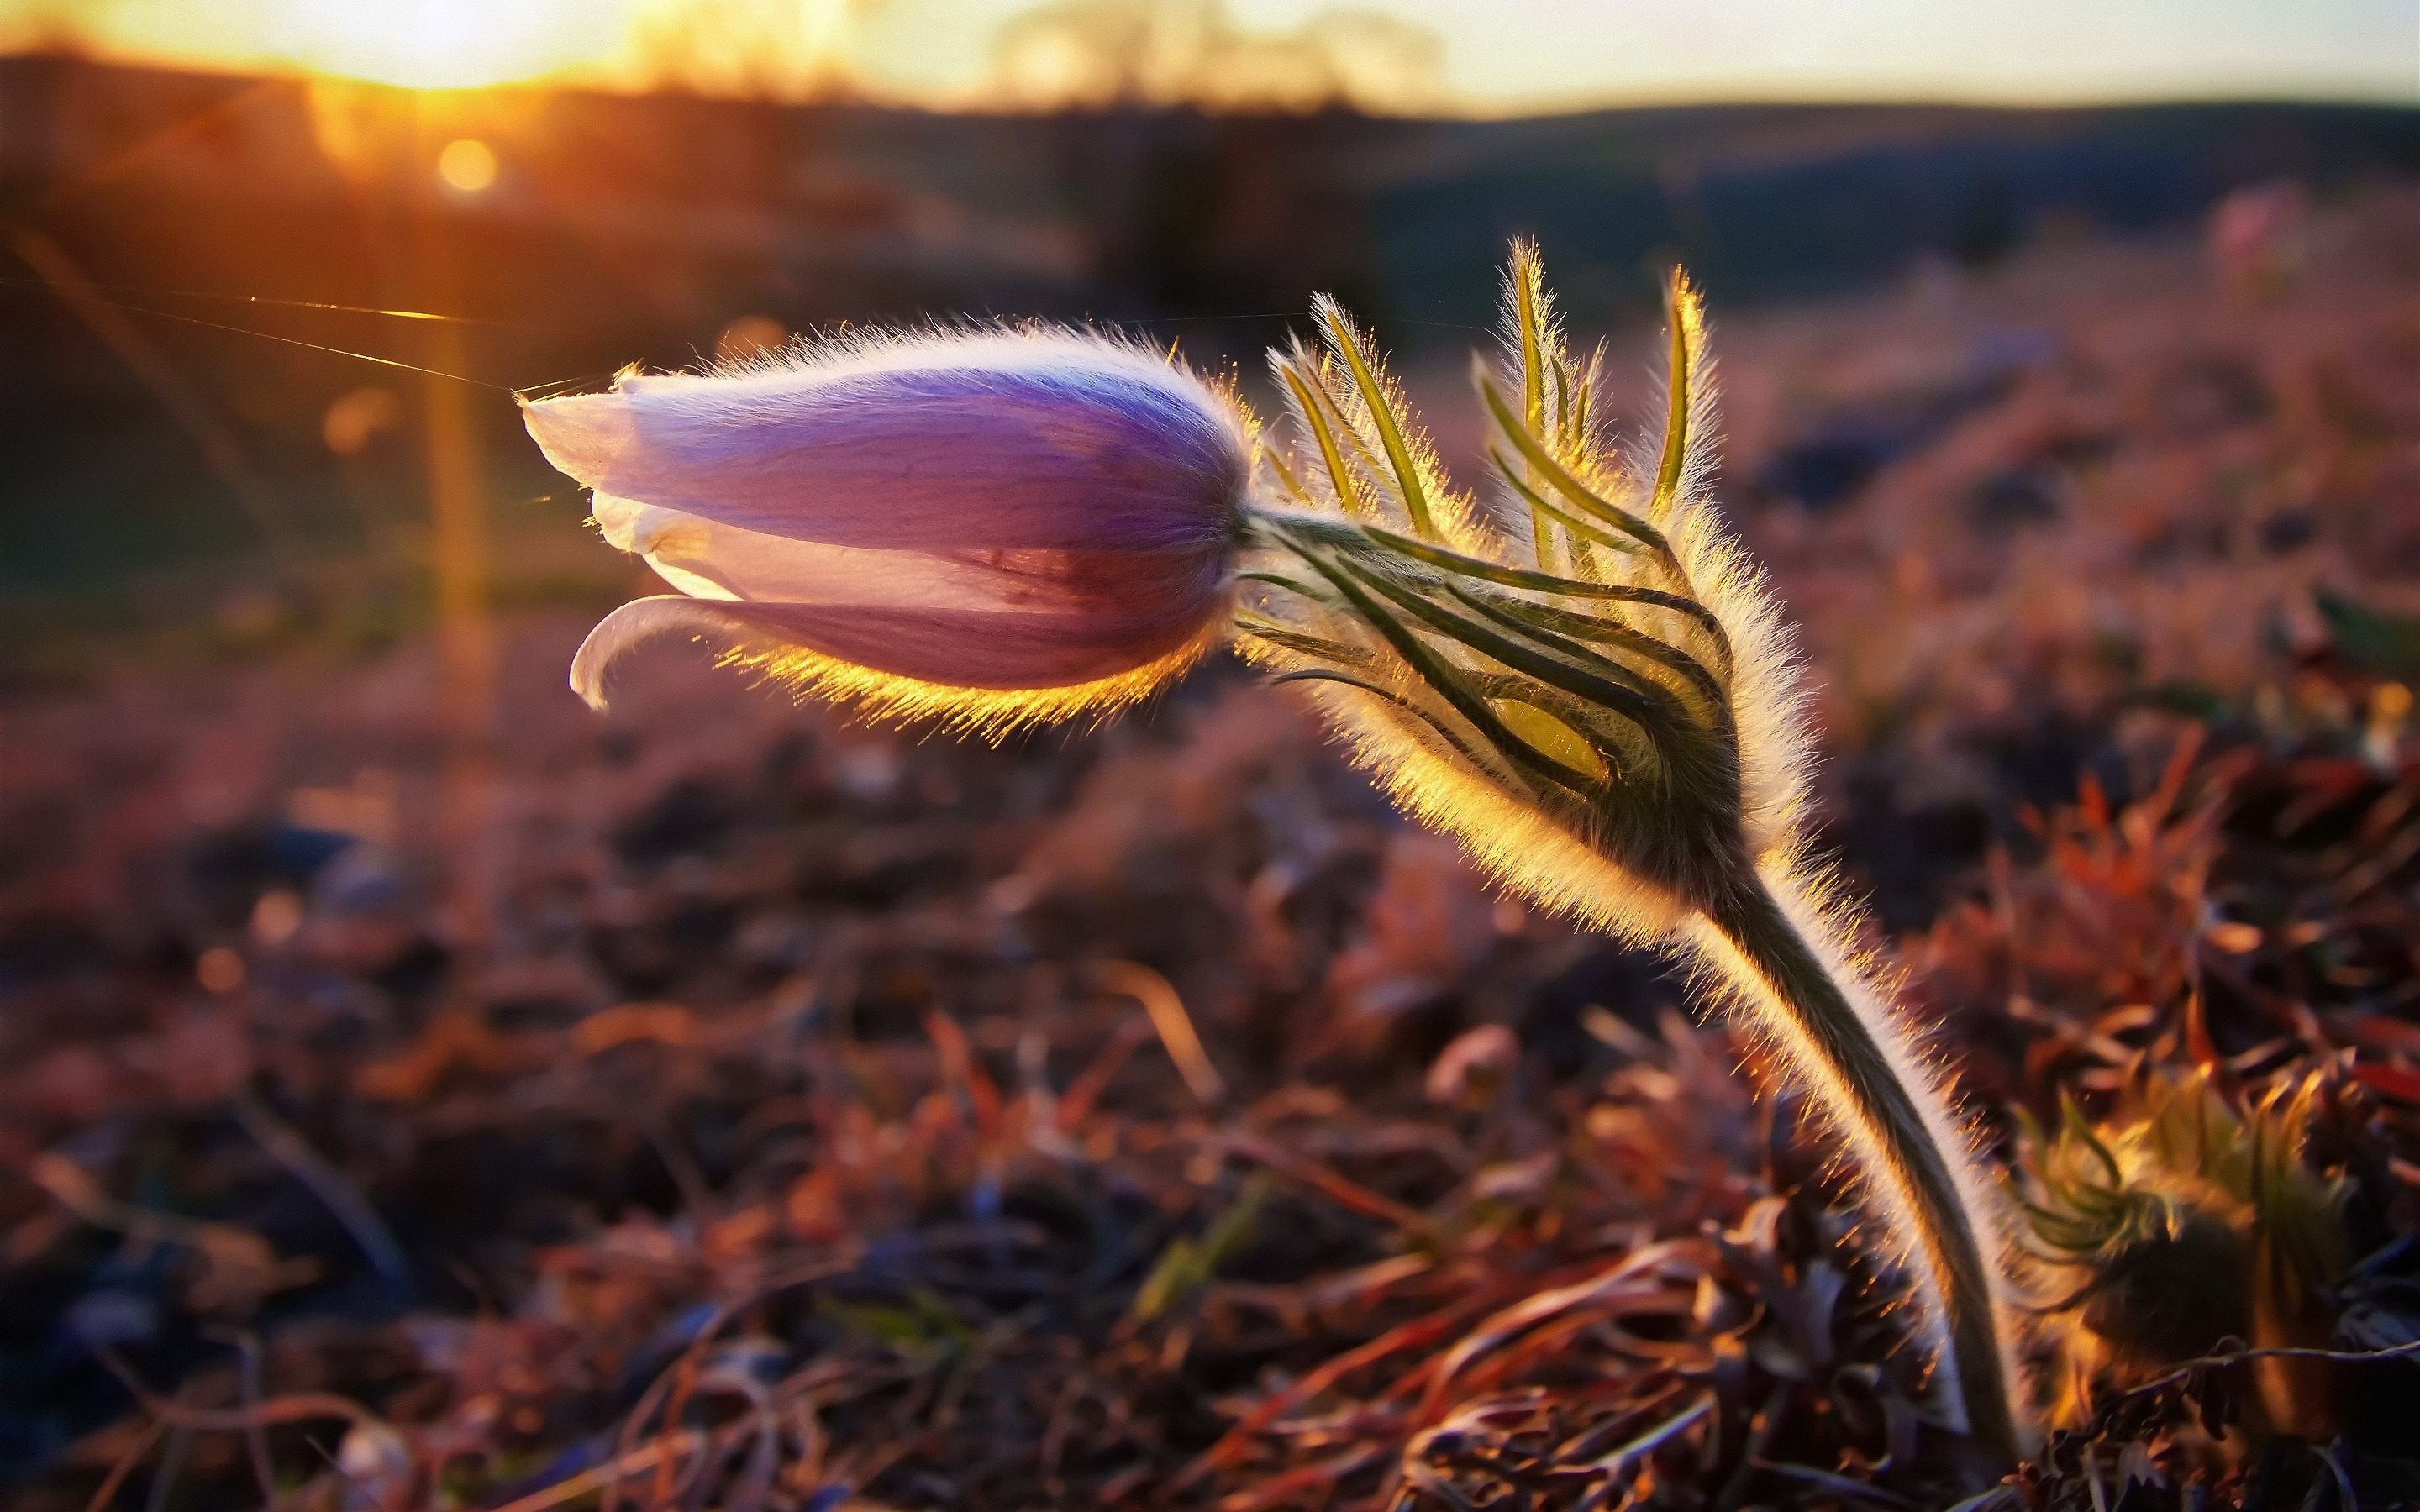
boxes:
[571,590,1223,709]
[594,495,1223,621]
[524,335,1246,555]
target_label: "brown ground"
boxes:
[3,191,2419,1511]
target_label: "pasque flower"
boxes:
[524,327,1251,730]
[530,255,2033,1472]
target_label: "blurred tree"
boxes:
[992,0,1443,114]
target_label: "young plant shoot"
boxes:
[529,245,2030,1466]
[1234,248,2027,1465]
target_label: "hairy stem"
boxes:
[1694,878,2022,1468]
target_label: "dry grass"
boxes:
[3,192,2418,1511]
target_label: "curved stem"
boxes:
[1695,878,2022,1469]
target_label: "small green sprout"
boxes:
[2013,1065,2349,1435]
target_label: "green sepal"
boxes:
[1354,523,1734,672]
[1279,362,1369,519]
[1294,549,1602,802]
[1651,276,1692,516]
[1481,376,1673,570]
[1320,305,1437,538]
[1491,447,1644,557]
[1270,668,1496,774]
[1455,582,1728,718]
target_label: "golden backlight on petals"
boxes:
[436,139,497,192]
[723,622,1226,742]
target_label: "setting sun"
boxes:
[16,0,614,91]
[270,0,602,88]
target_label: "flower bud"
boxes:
[2015,1068,2350,1435]
[525,328,1250,729]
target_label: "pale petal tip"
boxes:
[523,389,634,489]
[568,637,616,712]
[568,595,705,713]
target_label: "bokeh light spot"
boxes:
[324,386,405,455]
[250,890,305,948]
[196,947,246,994]
[714,314,791,363]
[438,138,497,193]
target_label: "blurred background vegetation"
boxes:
[2,38,2414,663]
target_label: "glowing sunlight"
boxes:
[265,0,601,89]
[3,0,2407,110]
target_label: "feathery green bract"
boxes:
[1481,379,1675,571]
[1319,300,1437,538]
[1650,286,1694,514]
[1279,361,1369,518]
[1245,261,1760,918]
[2018,1069,2346,1283]
[1512,244,1550,562]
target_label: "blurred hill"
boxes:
[2,51,2415,604]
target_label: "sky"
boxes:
[4,0,2415,111]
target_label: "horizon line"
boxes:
[4,42,2413,122]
